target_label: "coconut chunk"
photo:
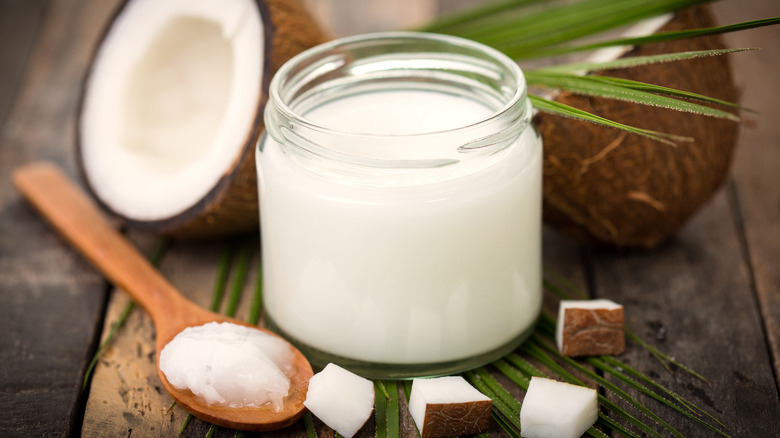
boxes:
[520,377,598,438]
[303,363,374,437]
[556,299,625,357]
[409,376,493,438]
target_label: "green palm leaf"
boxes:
[584,75,746,109]
[523,16,780,59]
[374,380,400,438]
[537,48,752,75]
[528,95,692,145]
[420,0,779,143]
[526,70,739,120]
[466,368,523,431]
[421,0,705,56]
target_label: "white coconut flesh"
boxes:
[79,0,263,221]
[520,376,598,438]
[303,363,375,438]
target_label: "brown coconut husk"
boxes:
[536,5,739,248]
[76,0,328,238]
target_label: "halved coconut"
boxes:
[77,0,326,238]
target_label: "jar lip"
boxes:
[267,31,527,140]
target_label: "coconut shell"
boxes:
[76,0,328,238]
[420,400,493,438]
[558,305,625,357]
[536,5,739,248]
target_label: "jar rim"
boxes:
[267,31,528,140]
[263,31,533,175]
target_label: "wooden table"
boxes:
[1,0,778,436]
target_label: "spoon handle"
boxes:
[12,161,186,327]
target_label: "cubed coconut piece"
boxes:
[303,363,374,437]
[409,376,493,438]
[520,376,598,438]
[556,299,625,357]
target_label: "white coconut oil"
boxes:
[159,322,294,409]
[257,32,542,377]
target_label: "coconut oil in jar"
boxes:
[257,32,542,378]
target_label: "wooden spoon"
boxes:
[12,161,313,432]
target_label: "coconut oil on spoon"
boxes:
[12,162,313,432]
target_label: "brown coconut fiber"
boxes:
[536,5,739,248]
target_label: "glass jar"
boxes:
[256,32,542,379]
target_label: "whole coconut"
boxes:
[536,5,739,248]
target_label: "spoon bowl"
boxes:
[153,300,313,431]
[13,162,313,431]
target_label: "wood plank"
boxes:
[17,0,776,436]
[81,236,261,437]
[590,2,780,434]
[0,0,49,127]
[593,190,780,436]
[0,0,119,435]
[711,0,780,393]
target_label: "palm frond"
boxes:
[521,16,780,59]
[420,0,779,143]
[421,0,707,57]
[529,95,692,145]
[526,70,740,120]
[536,48,753,75]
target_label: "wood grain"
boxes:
[712,0,780,394]
[0,0,48,127]
[593,191,780,435]
[0,0,118,435]
[2,0,779,437]
[12,162,194,330]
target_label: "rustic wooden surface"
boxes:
[1,0,779,437]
